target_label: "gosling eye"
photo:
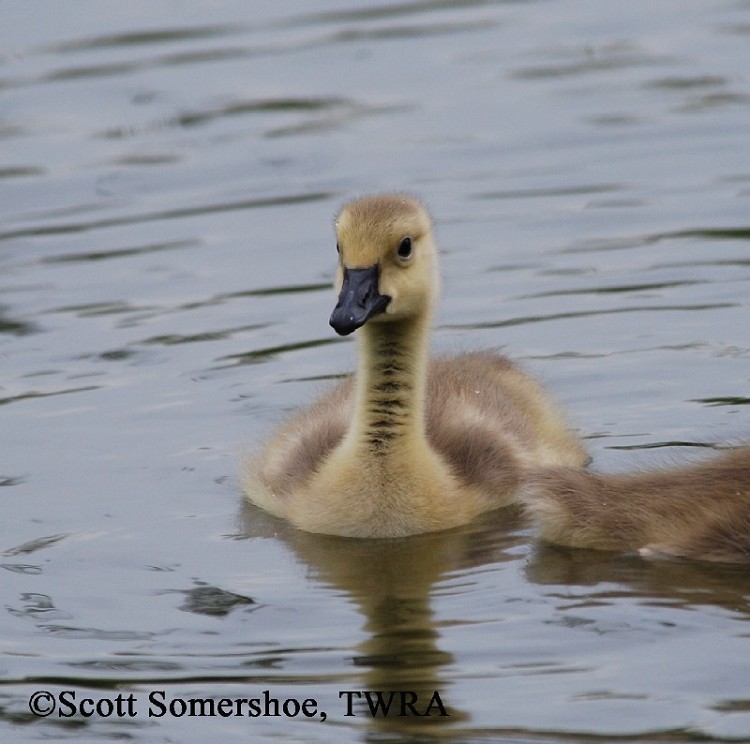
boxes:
[336,242,341,254]
[396,236,413,260]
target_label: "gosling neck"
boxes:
[351,313,431,455]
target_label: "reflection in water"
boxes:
[239,504,526,734]
[240,501,750,740]
[527,543,750,617]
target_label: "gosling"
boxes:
[242,194,587,537]
[523,447,750,563]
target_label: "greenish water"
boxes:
[2,1,750,742]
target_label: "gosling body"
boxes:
[523,448,750,563]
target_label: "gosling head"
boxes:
[329,194,439,336]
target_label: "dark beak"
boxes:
[329,265,391,336]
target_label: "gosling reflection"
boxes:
[526,542,750,615]
[239,503,526,732]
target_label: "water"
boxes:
[2,1,750,741]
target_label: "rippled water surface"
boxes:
[3,1,750,742]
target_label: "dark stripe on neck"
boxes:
[368,347,410,452]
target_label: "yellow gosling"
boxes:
[242,194,587,537]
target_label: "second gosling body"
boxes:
[523,447,750,563]
[243,194,587,537]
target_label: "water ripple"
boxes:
[286,0,503,26]
[565,226,750,254]
[691,397,750,407]
[0,191,332,242]
[518,279,703,300]
[0,385,101,408]
[475,183,623,200]
[139,324,266,347]
[513,42,669,80]
[173,583,259,618]
[2,533,71,557]
[43,24,244,54]
[0,306,38,336]
[40,238,199,265]
[217,337,340,368]
[101,96,356,138]
[445,303,737,331]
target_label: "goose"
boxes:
[242,193,588,537]
[523,446,750,563]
